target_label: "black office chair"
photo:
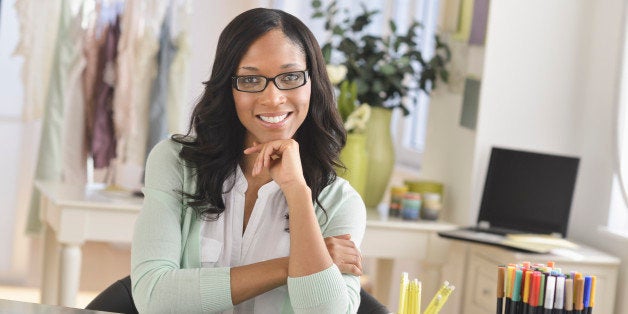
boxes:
[86,275,389,314]
[86,276,137,314]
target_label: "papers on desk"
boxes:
[502,234,579,253]
[438,229,579,254]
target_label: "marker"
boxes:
[505,266,515,314]
[553,275,565,314]
[498,266,505,314]
[510,269,522,314]
[565,278,574,314]
[537,272,546,313]
[587,276,596,314]
[522,270,532,314]
[583,277,592,314]
[574,277,585,314]
[543,275,556,314]
[530,272,541,314]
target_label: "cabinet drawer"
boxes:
[464,252,498,313]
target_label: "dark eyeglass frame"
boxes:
[231,70,310,93]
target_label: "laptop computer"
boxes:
[438,147,580,252]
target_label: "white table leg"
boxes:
[58,243,82,307]
[40,223,60,305]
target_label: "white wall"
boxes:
[428,0,628,312]
[0,0,37,283]
[182,0,263,129]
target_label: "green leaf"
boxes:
[440,69,449,82]
[389,20,397,33]
[322,43,332,63]
[312,0,322,9]
[381,64,396,75]
[372,80,385,93]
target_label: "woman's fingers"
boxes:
[243,139,304,185]
[324,235,363,276]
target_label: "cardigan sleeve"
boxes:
[287,179,367,313]
[131,140,233,313]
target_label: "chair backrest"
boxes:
[358,288,390,314]
[85,276,138,314]
[86,275,389,314]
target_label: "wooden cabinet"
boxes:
[458,243,620,314]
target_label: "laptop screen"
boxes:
[477,147,580,237]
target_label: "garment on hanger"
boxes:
[61,0,89,186]
[27,0,87,233]
[167,0,191,134]
[13,0,63,121]
[118,1,168,187]
[91,9,120,170]
[146,9,176,157]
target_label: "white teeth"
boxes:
[259,114,288,123]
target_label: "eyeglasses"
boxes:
[232,70,309,93]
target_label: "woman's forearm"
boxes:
[282,184,334,277]
[229,257,289,304]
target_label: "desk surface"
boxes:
[36,180,456,229]
[35,181,143,212]
[0,299,116,314]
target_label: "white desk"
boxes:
[361,210,457,308]
[36,181,456,308]
[36,181,143,307]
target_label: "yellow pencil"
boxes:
[423,281,455,314]
[415,279,422,314]
[398,272,409,314]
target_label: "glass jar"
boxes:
[389,185,408,217]
[401,192,422,220]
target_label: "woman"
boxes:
[131,8,366,313]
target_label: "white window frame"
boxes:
[608,6,628,238]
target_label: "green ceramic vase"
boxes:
[338,133,368,198]
[363,107,395,207]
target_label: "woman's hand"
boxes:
[243,139,306,188]
[325,234,363,276]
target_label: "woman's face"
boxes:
[233,29,311,147]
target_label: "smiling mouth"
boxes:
[258,113,290,124]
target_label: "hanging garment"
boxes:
[108,0,141,189]
[13,0,62,121]
[91,13,120,170]
[166,0,191,134]
[61,1,88,185]
[117,1,168,187]
[27,0,86,233]
[146,11,176,156]
[82,0,103,155]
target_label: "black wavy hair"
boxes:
[172,8,346,220]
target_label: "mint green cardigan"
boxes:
[131,140,367,313]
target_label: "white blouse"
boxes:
[200,166,292,313]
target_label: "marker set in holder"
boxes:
[496,261,596,314]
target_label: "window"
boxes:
[272,0,442,169]
[608,14,628,238]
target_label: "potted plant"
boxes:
[312,0,451,207]
[328,66,371,197]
